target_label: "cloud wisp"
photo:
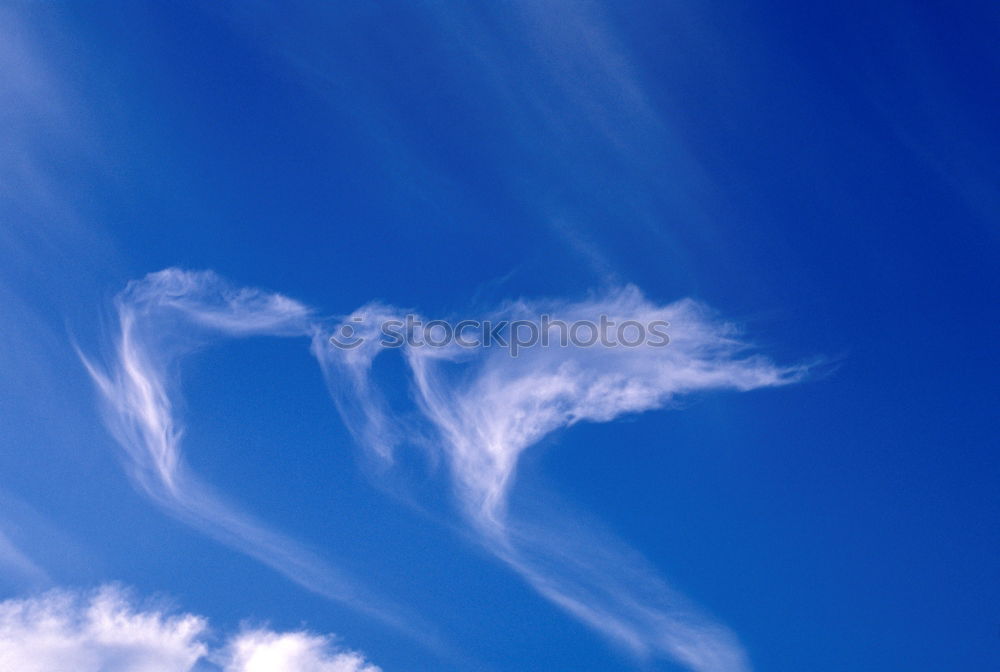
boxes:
[79,269,420,639]
[85,269,803,672]
[318,286,805,672]
[0,584,380,672]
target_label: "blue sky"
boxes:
[1,2,997,671]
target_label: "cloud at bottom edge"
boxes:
[0,584,381,672]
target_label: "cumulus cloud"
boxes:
[0,586,206,672]
[84,269,804,672]
[223,630,380,672]
[0,585,379,672]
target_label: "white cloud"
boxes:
[79,270,420,640]
[0,585,379,672]
[223,630,380,672]
[84,269,805,672]
[0,586,206,672]
[318,285,805,672]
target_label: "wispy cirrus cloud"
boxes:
[0,584,380,672]
[85,269,804,672]
[318,287,805,672]
[78,269,426,644]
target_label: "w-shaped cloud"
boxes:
[84,269,805,672]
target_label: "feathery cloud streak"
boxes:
[317,287,804,672]
[79,269,418,637]
[85,269,802,671]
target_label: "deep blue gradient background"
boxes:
[1,2,997,670]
